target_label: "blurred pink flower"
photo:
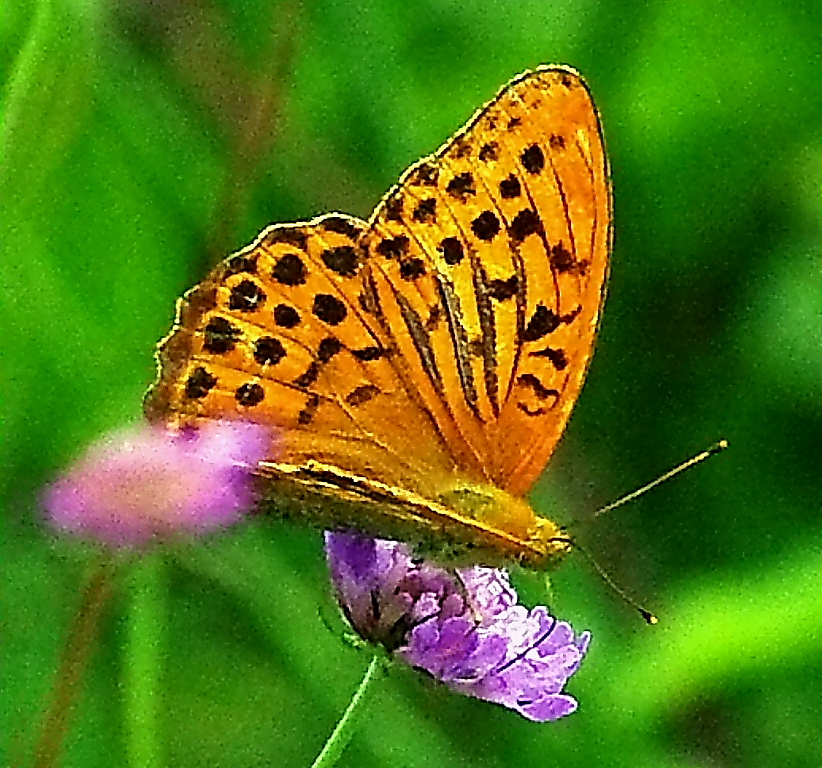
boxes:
[43,421,270,547]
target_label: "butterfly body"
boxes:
[145,65,610,570]
[256,460,571,570]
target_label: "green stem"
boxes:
[310,654,382,768]
[32,557,115,768]
[124,552,165,768]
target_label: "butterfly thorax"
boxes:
[435,480,572,569]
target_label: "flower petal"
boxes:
[43,421,270,547]
[325,535,591,721]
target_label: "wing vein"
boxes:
[433,271,482,419]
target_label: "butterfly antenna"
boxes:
[560,440,728,623]
[569,540,658,625]
[593,440,728,520]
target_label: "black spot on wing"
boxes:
[452,137,472,159]
[345,385,380,406]
[412,162,439,186]
[517,374,559,401]
[224,255,258,277]
[293,336,345,390]
[529,347,568,370]
[487,275,519,302]
[549,243,572,271]
[272,254,308,286]
[376,235,410,260]
[352,346,384,361]
[228,280,266,312]
[471,211,501,241]
[446,172,476,202]
[550,242,578,274]
[294,362,321,389]
[521,144,545,175]
[321,245,360,277]
[203,317,241,353]
[235,382,264,407]
[499,174,521,199]
[317,337,343,363]
[522,305,560,342]
[400,258,426,281]
[297,393,321,425]
[478,142,499,162]
[263,227,309,250]
[439,237,464,266]
[254,337,286,366]
[185,367,217,399]
[273,304,300,328]
[413,198,437,223]
[384,194,404,222]
[320,216,363,239]
[424,305,442,332]
[522,305,581,345]
[509,209,543,243]
[313,294,347,325]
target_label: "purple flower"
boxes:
[325,532,590,721]
[43,420,270,547]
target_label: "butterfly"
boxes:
[145,65,611,570]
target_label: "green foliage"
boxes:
[2,1,820,766]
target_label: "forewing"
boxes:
[147,66,609,503]
[362,66,610,495]
[145,215,460,494]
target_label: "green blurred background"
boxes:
[2,1,820,766]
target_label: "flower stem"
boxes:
[310,654,382,768]
[32,557,115,768]
[124,552,165,768]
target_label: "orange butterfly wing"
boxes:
[362,65,610,495]
[145,217,461,497]
[146,65,609,516]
